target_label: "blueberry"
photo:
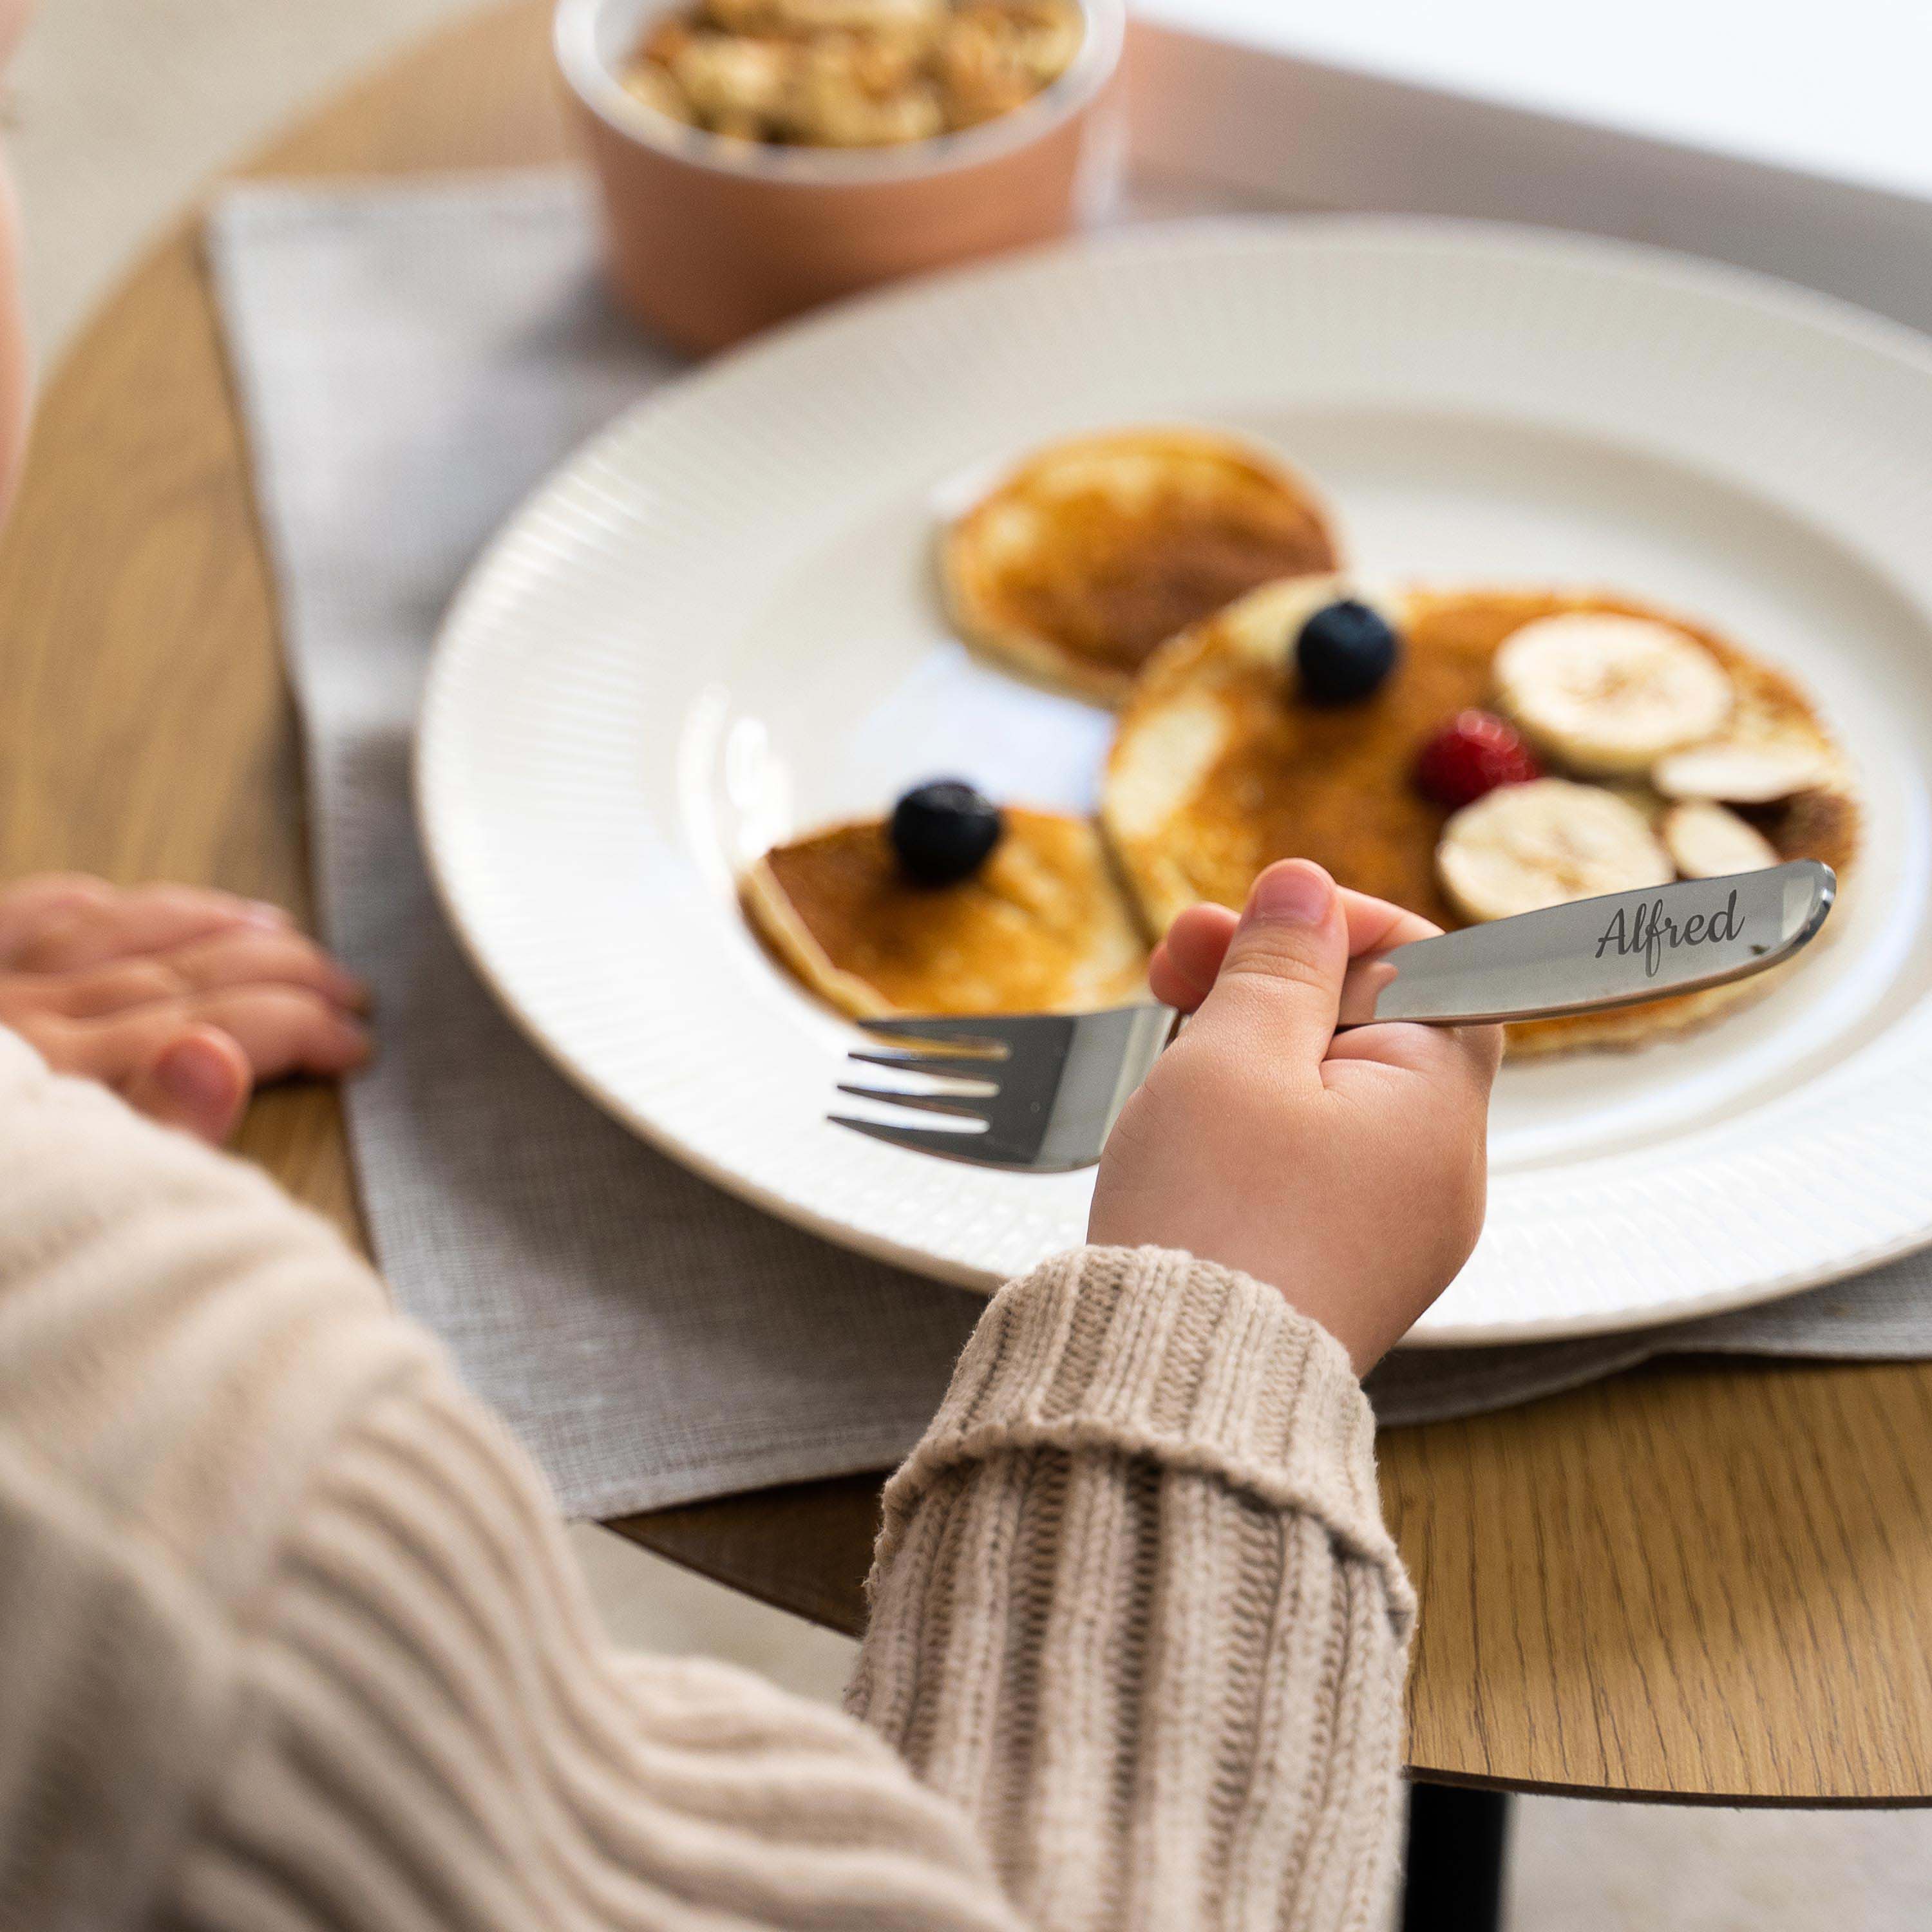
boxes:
[1294,600,1401,704]
[889,779,1005,886]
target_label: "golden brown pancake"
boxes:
[1103,580,1859,1055]
[744,806,1148,1019]
[941,428,1343,707]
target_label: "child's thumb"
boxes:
[1191,860,1347,1074]
[124,1025,252,1144]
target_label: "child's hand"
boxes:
[1089,861,1502,1372]
[0,873,371,1145]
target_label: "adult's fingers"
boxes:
[1183,861,1349,1079]
[25,985,370,1088]
[7,883,291,973]
[120,1025,253,1144]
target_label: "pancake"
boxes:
[1102,580,1860,1055]
[941,428,1343,707]
[744,806,1148,1019]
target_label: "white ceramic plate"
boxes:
[419,216,1932,1343]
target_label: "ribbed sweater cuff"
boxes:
[879,1245,1412,1634]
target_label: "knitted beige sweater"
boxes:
[0,1025,1413,1932]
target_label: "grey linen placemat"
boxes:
[207,171,1932,1519]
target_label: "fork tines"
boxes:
[829,1005,1173,1172]
[830,1014,1015,1162]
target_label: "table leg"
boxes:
[1399,1782,1511,1932]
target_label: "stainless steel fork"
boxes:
[830,860,1835,1171]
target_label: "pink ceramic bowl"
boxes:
[555,0,1126,353]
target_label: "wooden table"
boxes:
[10,0,1932,1812]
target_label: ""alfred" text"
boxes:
[1595,889,1744,979]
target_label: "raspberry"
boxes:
[1415,710,1543,810]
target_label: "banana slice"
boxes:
[1602,781,1667,828]
[1652,741,1828,803]
[1437,777,1674,923]
[1662,800,1779,879]
[1494,613,1734,775]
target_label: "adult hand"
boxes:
[1089,860,1502,1372]
[0,873,370,1144]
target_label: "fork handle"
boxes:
[1330,862,1833,1029]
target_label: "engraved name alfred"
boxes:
[1596,889,1743,979]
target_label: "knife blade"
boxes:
[1334,860,1836,1028]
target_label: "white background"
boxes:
[1142,0,1932,199]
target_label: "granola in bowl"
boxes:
[623,0,1085,147]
